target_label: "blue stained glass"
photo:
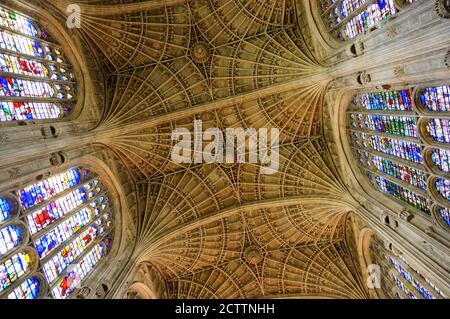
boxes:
[372,155,427,190]
[420,86,450,112]
[426,119,450,144]
[0,196,11,223]
[362,114,417,137]
[360,90,413,111]
[435,178,450,202]
[7,277,40,299]
[438,207,450,228]
[388,257,435,299]
[339,0,366,19]
[0,225,22,257]
[431,149,450,173]
[0,252,30,292]
[393,276,417,299]
[340,0,396,40]
[368,136,423,163]
[375,176,431,214]
[18,167,82,209]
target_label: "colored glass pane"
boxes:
[426,119,450,144]
[420,86,450,112]
[34,207,95,259]
[360,90,413,111]
[0,252,30,292]
[372,155,427,190]
[437,207,450,228]
[51,243,105,299]
[17,167,83,209]
[362,114,418,137]
[0,225,22,257]
[0,196,11,223]
[375,176,431,214]
[367,135,423,163]
[388,257,435,299]
[0,101,62,121]
[7,277,40,299]
[435,178,450,201]
[340,0,396,40]
[42,226,98,283]
[0,7,39,37]
[0,4,76,123]
[430,148,450,173]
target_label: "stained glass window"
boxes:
[320,0,421,41]
[367,136,422,163]
[437,207,450,228]
[360,90,413,111]
[388,256,435,299]
[0,225,22,257]
[386,254,446,299]
[7,277,40,299]
[371,155,427,189]
[0,5,76,122]
[0,252,31,292]
[348,86,450,223]
[0,196,10,223]
[375,176,432,214]
[52,243,106,299]
[435,178,450,202]
[0,167,114,299]
[360,114,418,137]
[426,119,450,143]
[430,148,450,173]
[420,86,450,112]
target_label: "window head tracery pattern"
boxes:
[0,167,114,299]
[319,0,419,41]
[0,5,76,123]
[347,84,450,231]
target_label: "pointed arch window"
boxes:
[347,84,450,231]
[369,236,446,299]
[0,5,76,122]
[319,0,418,41]
[0,167,114,299]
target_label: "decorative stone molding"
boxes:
[386,25,399,39]
[8,168,21,180]
[243,245,263,265]
[398,210,413,222]
[0,133,8,144]
[445,49,450,69]
[41,126,58,138]
[75,287,91,299]
[49,152,66,167]
[347,41,365,57]
[357,71,371,86]
[393,65,406,78]
[190,41,211,64]
[435,0,450,19]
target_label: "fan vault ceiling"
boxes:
[46,0,368,298]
